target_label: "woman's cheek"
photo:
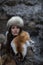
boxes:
[17,29,20,33]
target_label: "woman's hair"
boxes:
[6,26,22,54]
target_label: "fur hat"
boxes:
[7,16,24,29]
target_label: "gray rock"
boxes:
[0,34,5,43]
[39,29,43,39]
[36,24,43,29]
[0,0,42,5]
[1,0,23,6]
[2,4,42,23]
[0,0,4,4]
[24,0,38,5]
[0,12,8,20]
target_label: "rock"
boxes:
[2,4,42,23]
[2,4,29,16]
[0,34,5,43]
[31,36,43,65]
[1,0,23,6]
[0,0,42,6]
[28,22,36,28]
[39,29,43,39]
[0,0,4,4]
[3,0,18,6]
[0,19,7,33]
[0,12,8,20]
[36,24,43,29]
[33,12,43,23]
[0,0,43,33]
[24,0,38,5]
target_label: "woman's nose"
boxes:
[14,26,17,29]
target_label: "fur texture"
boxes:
[11,31,34,58]
[7,16,24,29]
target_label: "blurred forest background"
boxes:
[0,0,43,65]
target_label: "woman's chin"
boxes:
[12,33,19,36]
[14,34,18,36]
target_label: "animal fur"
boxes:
[11,31,34,59]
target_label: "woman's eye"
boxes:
[17,26,19,28]
[12,27,15,29]
[11,26,20,29]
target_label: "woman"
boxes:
[5,16,34,61]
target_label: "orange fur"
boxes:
[13,31,31,53]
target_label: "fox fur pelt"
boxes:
[11,31,34,58]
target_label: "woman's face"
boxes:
[11,25,20,36]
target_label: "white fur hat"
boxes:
[7,16,24,29]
